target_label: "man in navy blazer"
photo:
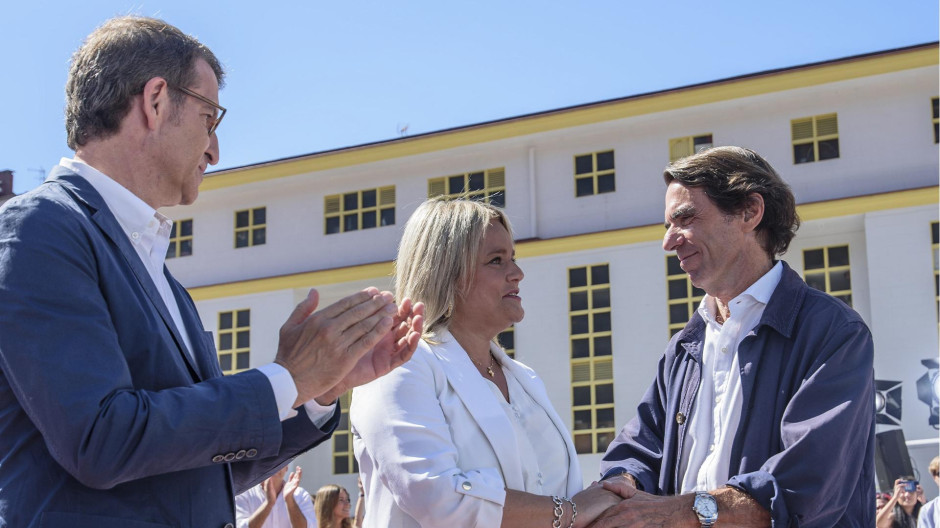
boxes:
[0,16,422,528]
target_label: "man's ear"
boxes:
[742,192,765,231]
[141,76,171,131]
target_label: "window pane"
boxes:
[344,214,358,232]
[575,177,594,197]
[236,352,250,369]
[932,222,939,244]
[180,239,192,257]
[596,408,615,429]
[591,265,609,285]
[804,249,825,270]
[572,386,591,406]
[667,255,684,275]
[593,312,611,333]
[573,410,592,430]
[166,241,178,259]
[818,139,839,161]
[252,227,266,246]
[570,291,589,311]
[693,134,713,147]
[235,210,249,228]
[252,208,265,225]
[669,303,690,325]
[828,246,849,267]
[237,310,250,327]
[333,434,349,451]
[219,354,232,371]
[169,223,177,238]
[692,285,705,297]
[571,315,589,335]
[805,272,826,292]
[597,173,616,194]
[574,434,593,454]
[236,330,250,348]
[219,312,233,329]
[668,278,687,299]
[325,216,340,234]
[596,151,614,171]
[596,432,615,450]
[595,383,614,404]
[793,143,815,164]
[361,189,377,208]
[343,193,358,211]
[235,231,249,248]
[569,268,587,288]
[180,220,193,237]
[575,155,594,175]
[362,211,377,229]
[933,98,939,119]
[594,336,612,356]
[448,175,465,194]
[592,288,610,309]
[219,333,232,350]
[836,294,852,307]
[489,191,505,208]
[571,338,590,358]
[498,330,514,350]
[468,172,485,191]
[380,208,395,226]
[829,270,851,292]
[334,457,347,474]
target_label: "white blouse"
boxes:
[485,362,570,497]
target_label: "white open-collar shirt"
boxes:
[678,261,783,493]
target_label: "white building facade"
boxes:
[165,44,940,497]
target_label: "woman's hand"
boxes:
[570,479,636,528]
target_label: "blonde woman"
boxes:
[315,484,360,528]
[351,198,630,527]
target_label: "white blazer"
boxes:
[350,331,581,528]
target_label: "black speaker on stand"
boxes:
[874,428,915,493]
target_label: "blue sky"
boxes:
[1,1,937,194]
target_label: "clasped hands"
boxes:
[573,476,696,528]
[274,287,425,407]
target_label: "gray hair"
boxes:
[65,16,225,149]
[395,198,513,340]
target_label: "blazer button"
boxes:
[462,481,472,491]
[224,452,236,462]
[223,524,234,528]
[212,455,225,463]
[235,449,247,460]
[676,412,686,425]
[246,449,258,458]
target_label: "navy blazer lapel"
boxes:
[168,272,220,381]
[49,169,202,381]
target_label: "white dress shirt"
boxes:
[678,261,783,493]
[235,483,318,528]
[487,361,571,497]
[58,158,334,424]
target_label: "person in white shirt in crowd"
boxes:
[917,457,940,528]
[236,465,316,528]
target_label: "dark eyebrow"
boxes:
[664,204,696,229]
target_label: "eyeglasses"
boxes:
[173,85,226,136]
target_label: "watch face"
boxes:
[694,493,718,521]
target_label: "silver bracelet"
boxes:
[566,497,578,528]
[552,495,564,528]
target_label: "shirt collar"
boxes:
[58,157,172,258]
[699,261,784,324]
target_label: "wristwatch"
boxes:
[692,492,718,527]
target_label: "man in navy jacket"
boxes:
[594,147,874,528]
[0,16,422,528]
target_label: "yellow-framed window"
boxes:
[792,113,839,164]
[428,168,506,207]
[234,207,266,248]
[497,325,515,359]
[803,245,852,306]
[665,255,705,337]
[931,97,939,144]
[568,263,615,454]
[333,391,358,474]
[668,134,713,162]
[217,309,250,375]
[573,150,616,197]
[325,186,396,235]
[166,219,193,259]
[932,222,939,326]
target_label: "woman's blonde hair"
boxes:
[315,484,353,528]
[395,197,513,340]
